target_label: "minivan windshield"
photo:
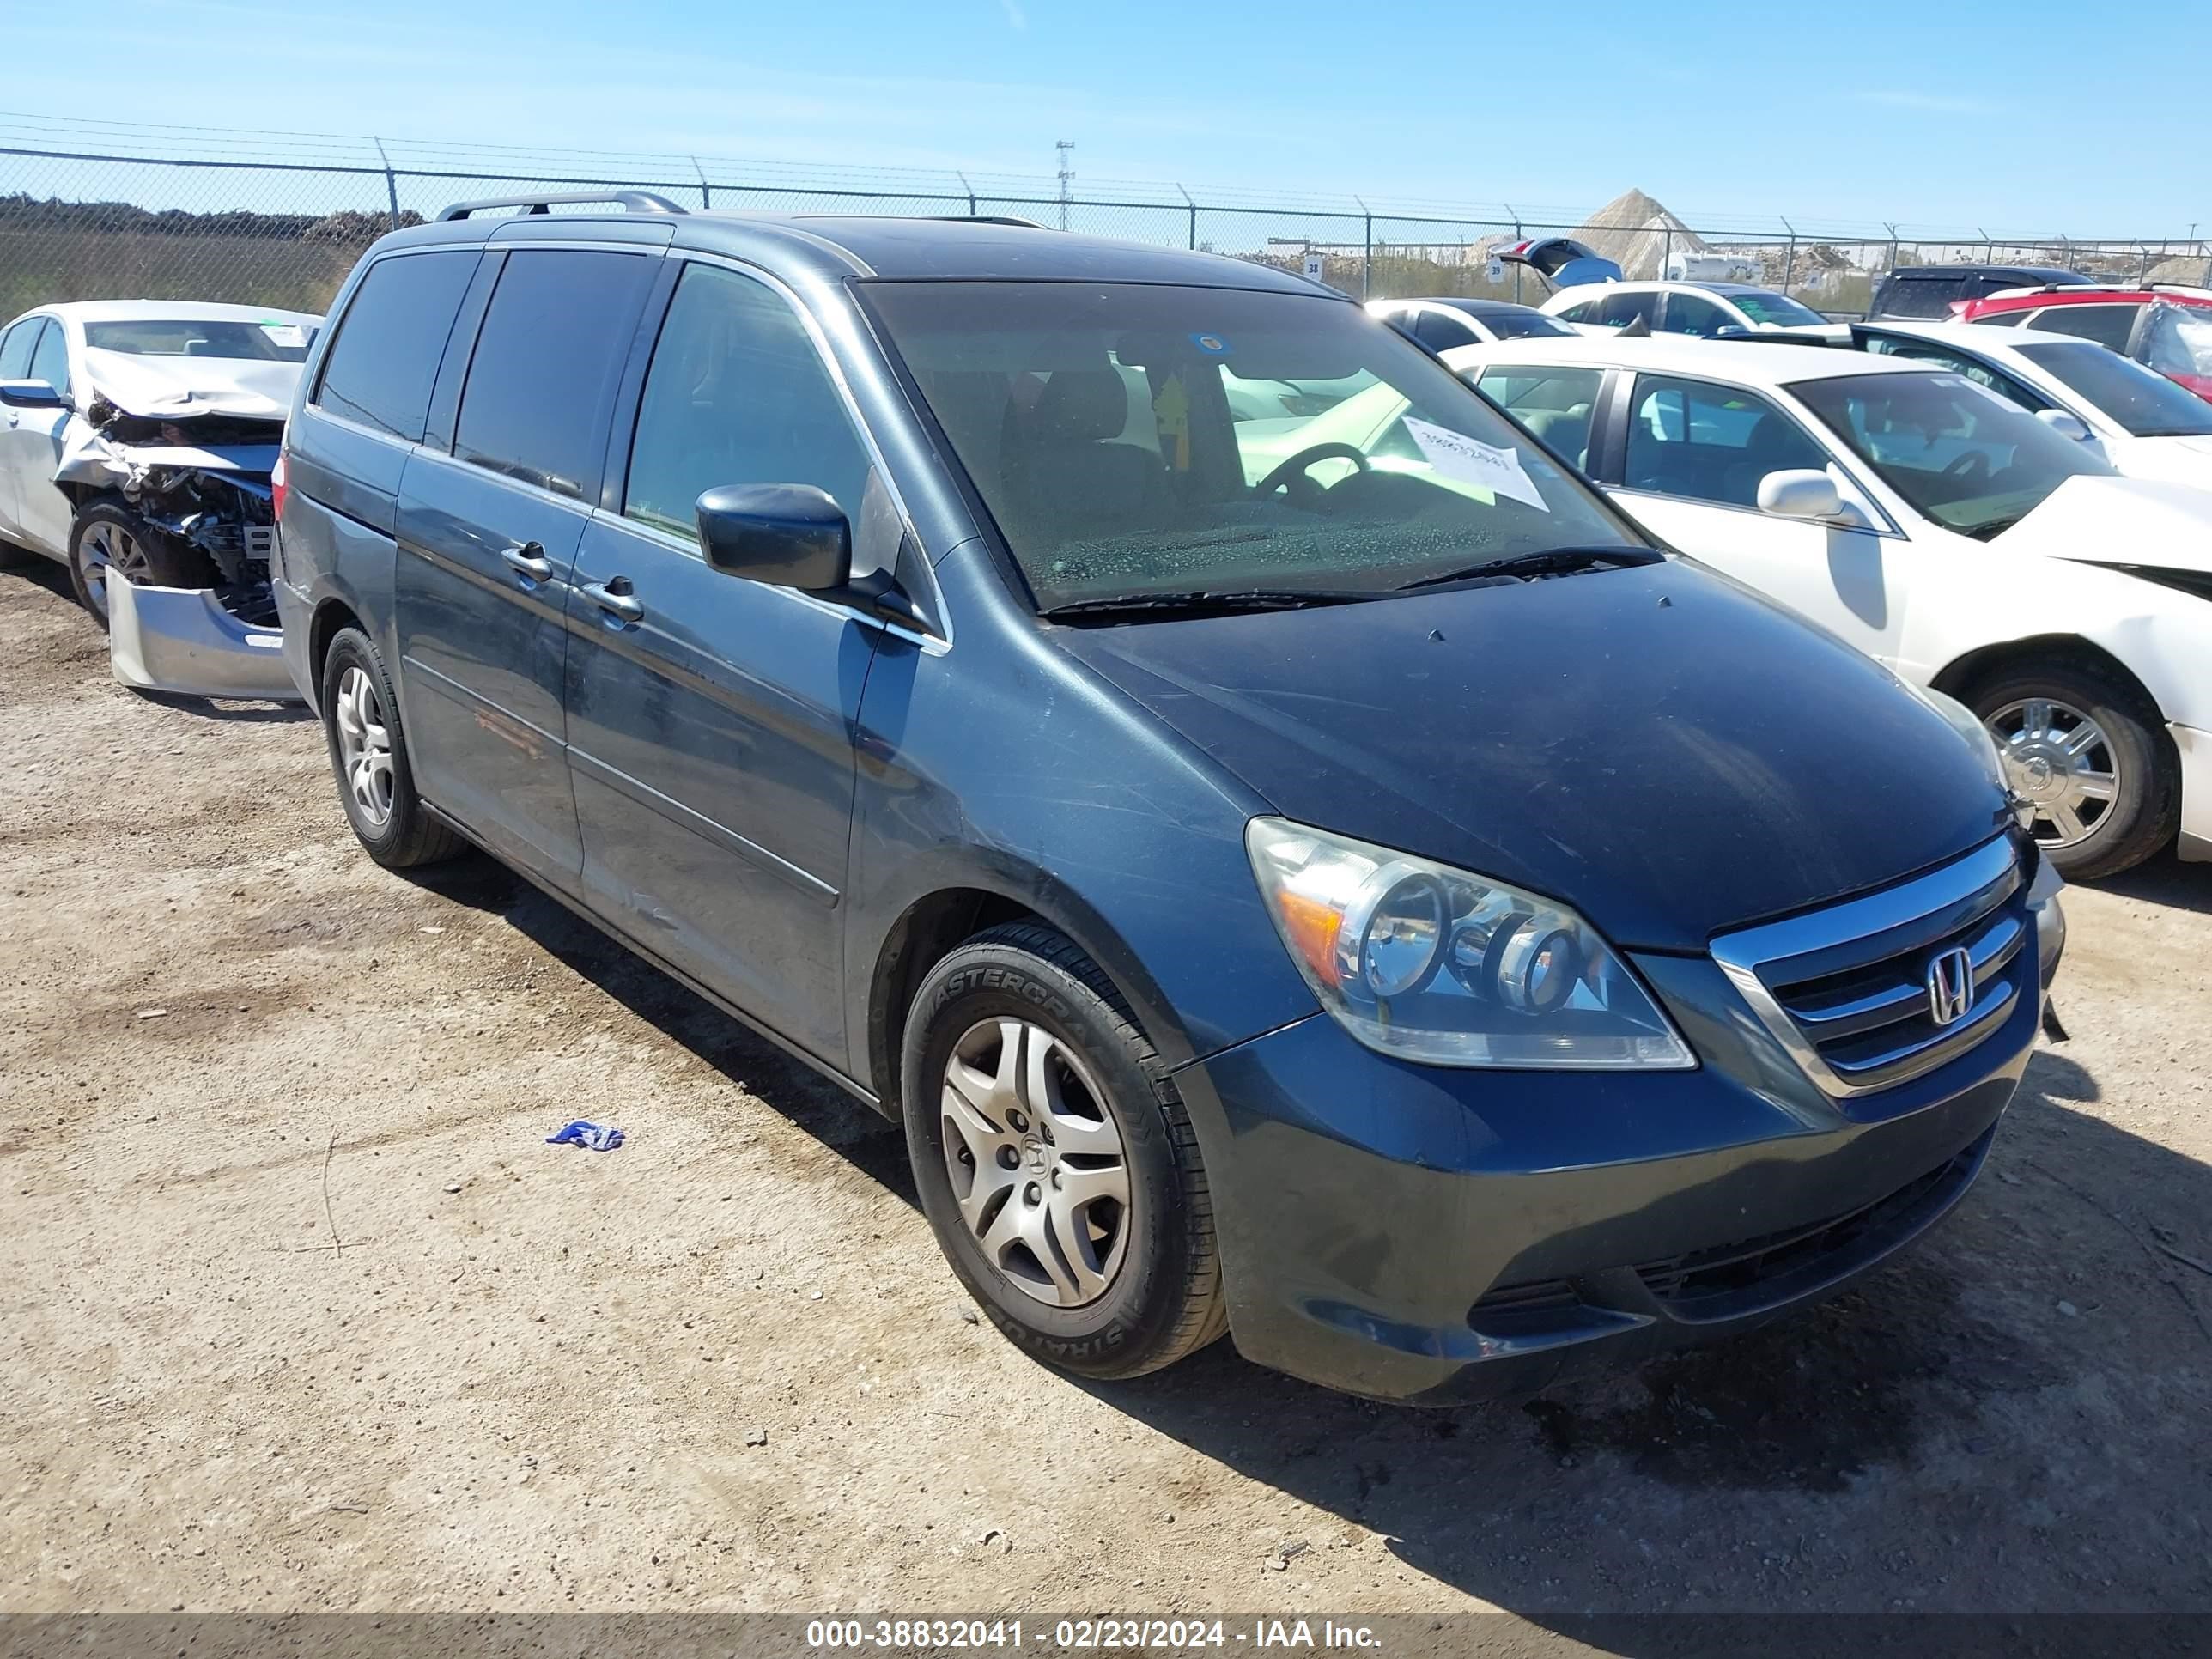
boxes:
[862,281,1643,611]
[1794,369,2115,539]
[2015,340,2212,437]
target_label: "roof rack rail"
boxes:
[1982,282,2120,300]
[435,191,689,222]
[923,215,1052,229]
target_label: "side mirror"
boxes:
[696,483,850,591]
[2036,408,2093,443]
[0,379,69,410]
[1757,468,1844,520]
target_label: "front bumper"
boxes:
[1175,894,2054,1405]
[108,580,301,702]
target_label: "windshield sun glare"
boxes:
[862,281,1644,612]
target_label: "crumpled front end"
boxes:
[57,403,283,627]
[58,365,295,694]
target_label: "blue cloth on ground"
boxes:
[546,1120,625,1152]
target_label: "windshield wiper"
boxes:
[1042,588,1377,622]
[1395,545,1662,592]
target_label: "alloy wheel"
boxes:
[332,665,396,827]
[79,520,151,622]
[939,1018,1132,1308]
[1986,696,2119,849]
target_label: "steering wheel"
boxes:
[1253,441,1371,507]
[1942,450,1991,484]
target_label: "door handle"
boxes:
[501,540,552,582]
[581,578,643,625]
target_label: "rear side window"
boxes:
[1412,308,1481,351]
[1874,273,1960,319]
[623,262,873,544]
[2026,303,2140,354]
[1662,291,1731,337]
[1624,374,1829,508]
[455,250,657,500]
[1596,290,1659,330]
[315,252,477,443]
[1474,367,1604,470]
[1860,337,2048,411]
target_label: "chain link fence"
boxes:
[4,115,2207,323]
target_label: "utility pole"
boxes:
[1054,140,1074,231]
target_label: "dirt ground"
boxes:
[5,556,2210,1632]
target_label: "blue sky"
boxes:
[5,0,2200,235]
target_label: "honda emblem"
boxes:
[1926,945,1974,1027]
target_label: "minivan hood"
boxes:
[1057,561,2009,952]
[1996,474,2212,574]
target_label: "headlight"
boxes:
[1917,685,2033,829]
[1244,817,1694,1070]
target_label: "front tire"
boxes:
[68,496,216,632]
[902,923,1228,1380]
[1969,659,2178,880]
[318,626,465,869]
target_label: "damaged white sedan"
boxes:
[0,300,320,698]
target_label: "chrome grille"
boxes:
[1711,837,2029,1098]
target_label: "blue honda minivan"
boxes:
[274,194,2063,1402]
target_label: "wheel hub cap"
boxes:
[333,666,397,828]
[1986,696,2118,848]
[939,1018,1131,1309]
[80,522,149,620]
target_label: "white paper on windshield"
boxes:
[1403,417,1549,512]
[259,323,307,349]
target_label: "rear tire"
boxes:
[319,626,465,869]
[67,496,216,632]
[1967,659,2177,880]
[902,922,1228,1380]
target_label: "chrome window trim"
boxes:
[1709,836,2022,1099]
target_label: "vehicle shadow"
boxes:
[1090,1046,2212,1619]
[400,854,917,1202]
[2090,849,2212,917]
[398,851,2212,1618]
[134,688,312,723]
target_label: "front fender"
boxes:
[842,544,1318,1108]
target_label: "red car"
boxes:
[1958,283,2212,403]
